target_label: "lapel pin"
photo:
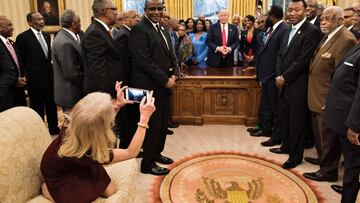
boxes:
[297,31,301,34]
[230,29,232,32]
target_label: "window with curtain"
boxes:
[123,0,146,14]
[193,0,229,23]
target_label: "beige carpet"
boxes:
[135,125,346,203]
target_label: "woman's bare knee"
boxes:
[41,183,54,202]
[103,181,117,197]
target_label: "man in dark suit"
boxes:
[306,0,321,31]
[343,7,360,40]
[256,5,289,147]
[303,6,356,182]
[323,42,360,203]
[129,0,177,175]
[206,10,239,67]
[52,9,84,112]
[41,1,59,25]
[115,9,141,149]
[0,16,26,112]
[16,12,59,135]
[270,0,321,169]
[82,0,130,139]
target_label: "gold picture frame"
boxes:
[30,0,65,33]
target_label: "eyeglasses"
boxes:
[105,7,117,11]
[319,16,337,22]
[147,7,164,11]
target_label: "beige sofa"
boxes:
[0,107,139,203]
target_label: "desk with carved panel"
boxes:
[171,67,261,125]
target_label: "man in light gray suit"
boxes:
[52,9,84,112]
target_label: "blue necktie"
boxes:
[287,27,296,46]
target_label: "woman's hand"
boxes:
[139,90,156,124]
[114,81,133,110]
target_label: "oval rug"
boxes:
[157,153,319,203]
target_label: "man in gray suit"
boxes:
[52,9,84,112]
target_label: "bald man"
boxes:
[306,0,321,30]
[303,6,356,182]
[0,16,26,111]
[206,10,239,67]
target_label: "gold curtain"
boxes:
[113,0,123,11]
[230,0,257,18]
[318,0,334,6]
[164,0,193,20]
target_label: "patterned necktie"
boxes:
[37,32,48,58]
[5,40,20,71]
[264,27,273,44]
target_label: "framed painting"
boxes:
[30,0,65,33]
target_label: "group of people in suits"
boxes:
[248,0,360,202]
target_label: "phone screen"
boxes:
[126,88,149,103]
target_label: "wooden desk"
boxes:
[172,67,261,125]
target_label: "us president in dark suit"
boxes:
[0,16,26,112]
[82,0,130,139]
[270,0,321,169]
[52,9,84,111]
[323,43,360,203]
[129,0,177,175]
[206,10,239,67]
[256,5,289,147]
[16,12,59,135]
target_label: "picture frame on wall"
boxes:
[30,0,65,33]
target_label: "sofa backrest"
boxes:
[0,107,52,203]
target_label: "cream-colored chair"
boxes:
[0,107,139,203]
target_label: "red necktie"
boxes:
[222,24,227,46]
[221,25,227,58]
[5,40,20,73]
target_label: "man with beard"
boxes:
[129,0,177,175]
[256,5,289,147]
[303,6,356,182]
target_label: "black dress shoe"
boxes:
[304,157,320,165]
[282,160,301,169]
[250,130,271,137]
[168,121,179,128]
[261,139,281,147]
[331,185,343,194]
[141,165,170,176]
[269,147,287,154]
[166,129,174,135]
[156,155,174,165]
[247,127,260,133]
[303,171,337,182]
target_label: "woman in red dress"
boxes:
[40,81,155,203]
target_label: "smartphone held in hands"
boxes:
[125,87,150,103]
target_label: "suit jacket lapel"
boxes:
[27,29,48,59]
[61,29,81,51]
[144,17,170,53]
[1,40,19,71]
[93,21,117,51]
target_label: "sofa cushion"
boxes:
[0,107,52,203]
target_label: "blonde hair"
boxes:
[58,92,116,164]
